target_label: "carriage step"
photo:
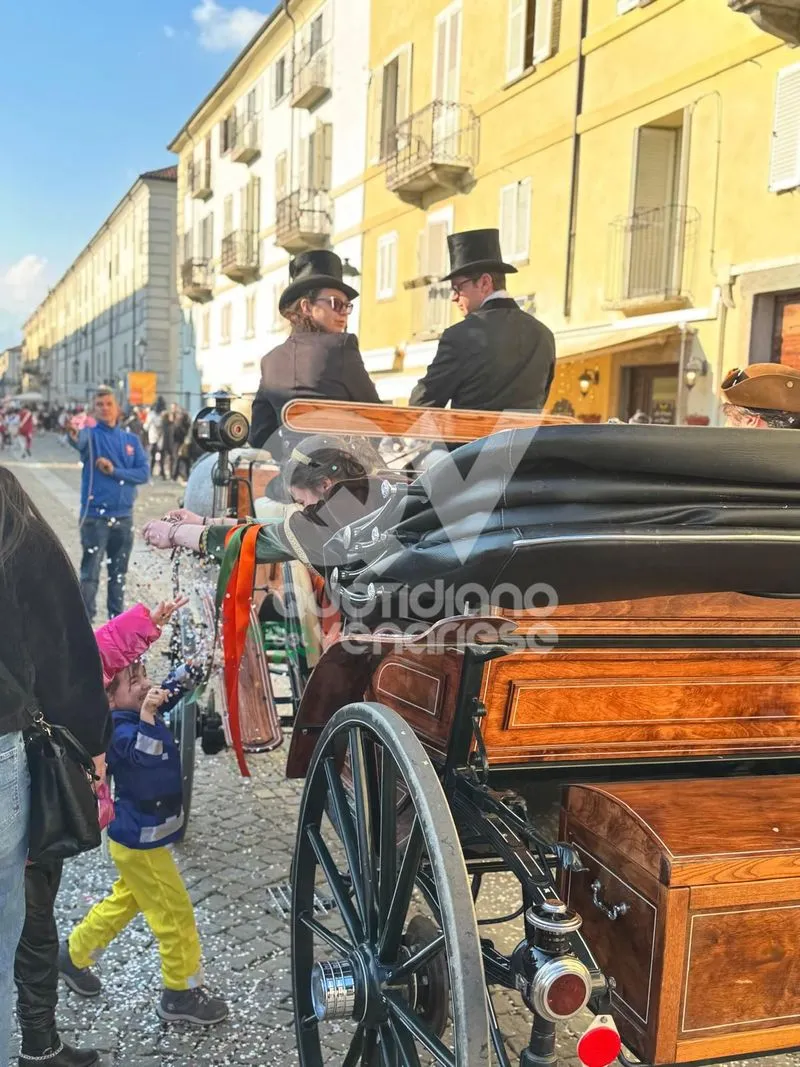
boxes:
[265,883,336,921]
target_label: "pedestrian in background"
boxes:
[0,467,110,1066]
[69,387,149,622]
[144,406,162,475]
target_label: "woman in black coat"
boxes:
[0,468,109,1066]
[249,250,380,455]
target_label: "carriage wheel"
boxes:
[173,696,197,838]
[291,702,489,1066]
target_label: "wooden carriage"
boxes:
[233,402,800,1067]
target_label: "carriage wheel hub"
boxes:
[311,959,359,1021]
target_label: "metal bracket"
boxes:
[468,699,489,784]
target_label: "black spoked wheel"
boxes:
[291,702,489,1067]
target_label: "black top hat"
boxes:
[279,250,359,312]
[441,228,518,282]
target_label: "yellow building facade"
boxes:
[358,0,800,423]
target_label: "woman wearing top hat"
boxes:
[249,250,380,455]
[410,228,555,412]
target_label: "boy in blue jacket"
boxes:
[59,661,228,1026]
[69,388,149,621]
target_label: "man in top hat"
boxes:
[409,229,555,412]
[249,250,380,453]
[721,362,800,428]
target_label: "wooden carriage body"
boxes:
[286,592,800,1064]
[219,400,800,1066]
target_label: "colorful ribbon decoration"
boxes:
[217,523,266,778]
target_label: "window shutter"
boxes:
[506,0,526,81]
[299,136,309,190]
[275,152,288,200]
[427,220,449,277]
[417,228,428,276]
[369,67,384,164]
[434,17,447,100]
[532,0,554,64]
[224,195,233,236]
[515,179,532,261]
[322,123,333,189]
[397,45,413,123]
[499,184,517,257]
[250,176,261,232]
[770,64,800,193]
[240,186,249,232]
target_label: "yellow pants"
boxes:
[69,839,202,991]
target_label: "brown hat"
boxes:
[721,363,800,414]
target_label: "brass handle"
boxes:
[590,879,629,921]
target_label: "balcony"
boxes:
[188,158,212,200]
[231,117,261,164]
[604,204,699,315]
[385,101,479,205]
[408,279,452,341]
[181,259,214,303]
[221,231,259,283]
[728,0,800,45]
[275,189,332,254]
[291,44,331,110]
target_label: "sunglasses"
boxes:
[450,278,480,298]
[314,296,354,315]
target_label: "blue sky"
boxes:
[0,0,280,350]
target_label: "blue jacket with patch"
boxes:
[106,665,203,850]
[70,422,149,520]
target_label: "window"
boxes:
[245,86,259,120]
[201,214,214,260]
[245,292,257,338]
[221,303,232,344]
[371,46,413,163]
[377,234,398,300]
[201,310,210,349]
[506,0,554,82]
[220,111,236,154]
[272,54,288,105]
[224,195,234,236]
[770,63,800,193]
[271,278,286,329]
[499,179,532,264]
[309,13,324,56]
[302,122,333,189]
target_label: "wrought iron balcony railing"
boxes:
[604,204,699,310]
[410,279,452,340]
[181,259,214,303]
[275,189,332,254]
[291,43,331,109]
[188,157,212,200]
[231,117,261,164]
[385,101,479,204]
[221,231,259,283]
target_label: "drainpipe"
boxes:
[563,0,589,320]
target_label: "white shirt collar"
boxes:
[481,290,511,306]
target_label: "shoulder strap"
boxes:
[0,656,41,727]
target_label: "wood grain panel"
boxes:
[500,590,800,636]
[675,1021,800,1063]
[652,886,690,1064]
[481,648,800,765]
[681,903,800,1034]
[365,650,463,760]
[281,398,578,442]
[233,458,280,517]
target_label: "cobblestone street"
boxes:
[6,434,800,1067]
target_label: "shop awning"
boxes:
[556,325,681,362]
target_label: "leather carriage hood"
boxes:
[324,425,800,622]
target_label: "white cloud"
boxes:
[2,255,48,305]
[191,0,266,52]
[163,24,176,38]
[0,255,51,347]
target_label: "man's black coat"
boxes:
[409,296,555,411]
[249,331,381,452]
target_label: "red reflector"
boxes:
[547,972,590,1017]
[577,1015,622,1067]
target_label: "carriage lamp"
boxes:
[192,390,250,453]
[578,369,600,396]
[514,898,593,1025]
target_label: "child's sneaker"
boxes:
[58,942,101,997]
[157,987,228,1026]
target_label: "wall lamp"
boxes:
[684,352,709,390]
[578,369,600,396]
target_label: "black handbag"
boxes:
[0,650,101,861]
[25,708,102,863]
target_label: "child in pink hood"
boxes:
[92,596,188,826]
